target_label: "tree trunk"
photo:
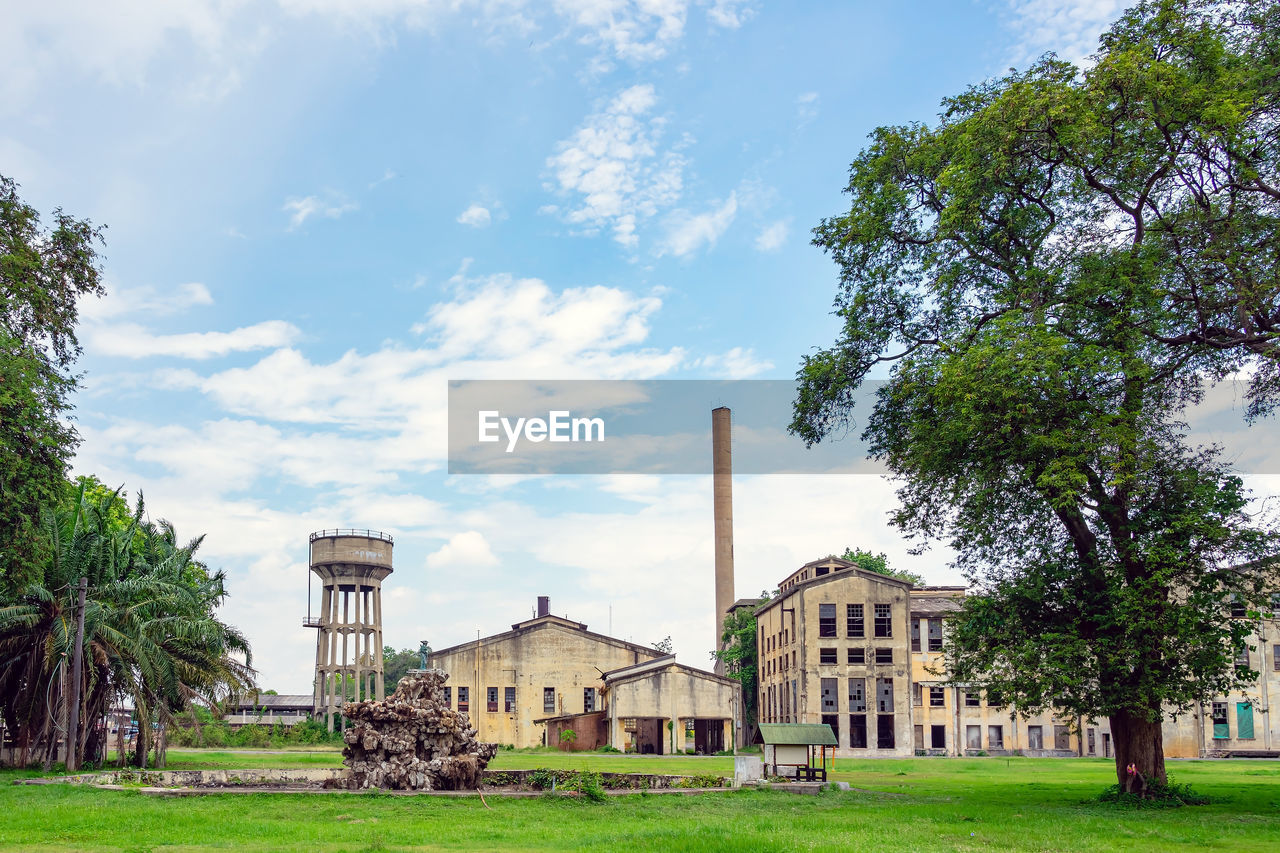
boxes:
[1109,709,1166,793]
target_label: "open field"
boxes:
[3,754,1278,852]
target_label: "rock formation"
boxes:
[330,669,497,790]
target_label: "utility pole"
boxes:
[66,577,88,772]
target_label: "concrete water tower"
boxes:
[305,529,394,729]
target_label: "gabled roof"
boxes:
[758,723,838,746]
[234,694,313,710]
[430,615,662,660]
[601,655,739,687]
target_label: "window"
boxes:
[1027,725,1043,750]
[929,687,945,708]
[1230,595,1247,618]
[966,725,981,750]
[821,678,838,712]
[1054,725,1070,750]
[848,647,865,665]
[911,618,921,652]
[848,678,866,712]
[820,647,837,665]
[877,715,895,749]
[847,604,864,638]
[988,725,1003,748]
[1272,593,1280,618]
[822,714,839,740]
[584,687,596,713]
[849,715,867,748]
[875,648,893,665]
[876,677,894,713]
[931,725,946,749]
[928,619,943,652]
[1088,728,1096,755]
[964,691,981,707]
[487,687,499,712]
[912,683,922,707]
[543,687,555,714]
[505,687,516,713]
[457,687,469,712]
[874,604,892,638]
[987,689,1004,708]
[1236,647,1251,672]
[819,603,836,638]
[1212,702,1229,738]
[792,651,797,669]
[1274,645,1280,671]
[1238,701,1255,739]
[443,687,452,707]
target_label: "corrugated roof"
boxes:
[758,723,837,746]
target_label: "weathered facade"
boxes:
[426,597,663,749]
[601,656,740,755]
[759,558,1280,758]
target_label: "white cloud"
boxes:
[545,84,686,247]
[283,194,358,230]
[426,531,499,569]
[657,192,736,257]
[456,203,492,228]
[753,219,787,252]
[81,282,214,323]
[87,319,301,359]
[1004,0,1126,65]
[690,346,772,378]
[704,0,754,29]
[796,90,819,126]
[554,0,688,63]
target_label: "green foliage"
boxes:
[1097,777,1212,808]
[562,769,607,802]
[381,646,421,697]
[794,0,1280,787]
[714,590,771,742]
[0,175,105,593]
[558,729,578,744]
[839,547,923,585]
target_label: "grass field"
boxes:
[3,752,1278,852]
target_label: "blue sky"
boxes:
[11,0,1271,692]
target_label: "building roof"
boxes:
[429,615,663,660]
[758,723,838,746]
[910,595,964,617]
[601,655,739,687]
[729,598,762,613]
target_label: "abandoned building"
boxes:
[756,556,1280,758]
[224,694,315,728]
[427,596,741,752]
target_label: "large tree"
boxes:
[793,0,1280,791]
[0,175,104,592]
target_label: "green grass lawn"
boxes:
[3,754,1277,852]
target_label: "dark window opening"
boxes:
[1212,702,1229,739]
[910,618,921,652]
[847,604,864,638]
[820,647,837,665]
[1087,728,1096,755]
[875,648,893,665]
[822,714,839,740]
[849,715,867,748]
[583,687,596,713]
[819,603,837,638]
[543,687,555,714]
[929,686,945,707]
[964,691,980,707]
[930,724,946,749]
[848,647,865,665]
[457,687,469,713]
[874,603,892,638]
[443,687,452,707]
[504,686,516,713]
[487,687,499,712]
[928,619,943,652]
[1230,595,1247,618]
[876,714,895,749]
[821,678,838,713]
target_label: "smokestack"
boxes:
[537,596,550,618]
[712,406,734,675]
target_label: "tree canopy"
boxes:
[1,174,104,592]
[839,547,924,586]
[793,0,1280,792]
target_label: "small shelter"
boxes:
[759,723,837,781]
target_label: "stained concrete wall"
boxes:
[428,615,662,749]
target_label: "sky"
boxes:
[7,0,1274,693]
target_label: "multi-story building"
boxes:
[757,557,1280,758]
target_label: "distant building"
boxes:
[756,556,1280,758]
[225,694,315,728]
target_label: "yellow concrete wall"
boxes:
[428,619,660,748]
[757,568,914,756]
[605,665,740,753]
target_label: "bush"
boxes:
[1096,777,1211,808]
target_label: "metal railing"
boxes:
[302,617,323,628]
[309,529,394,544]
